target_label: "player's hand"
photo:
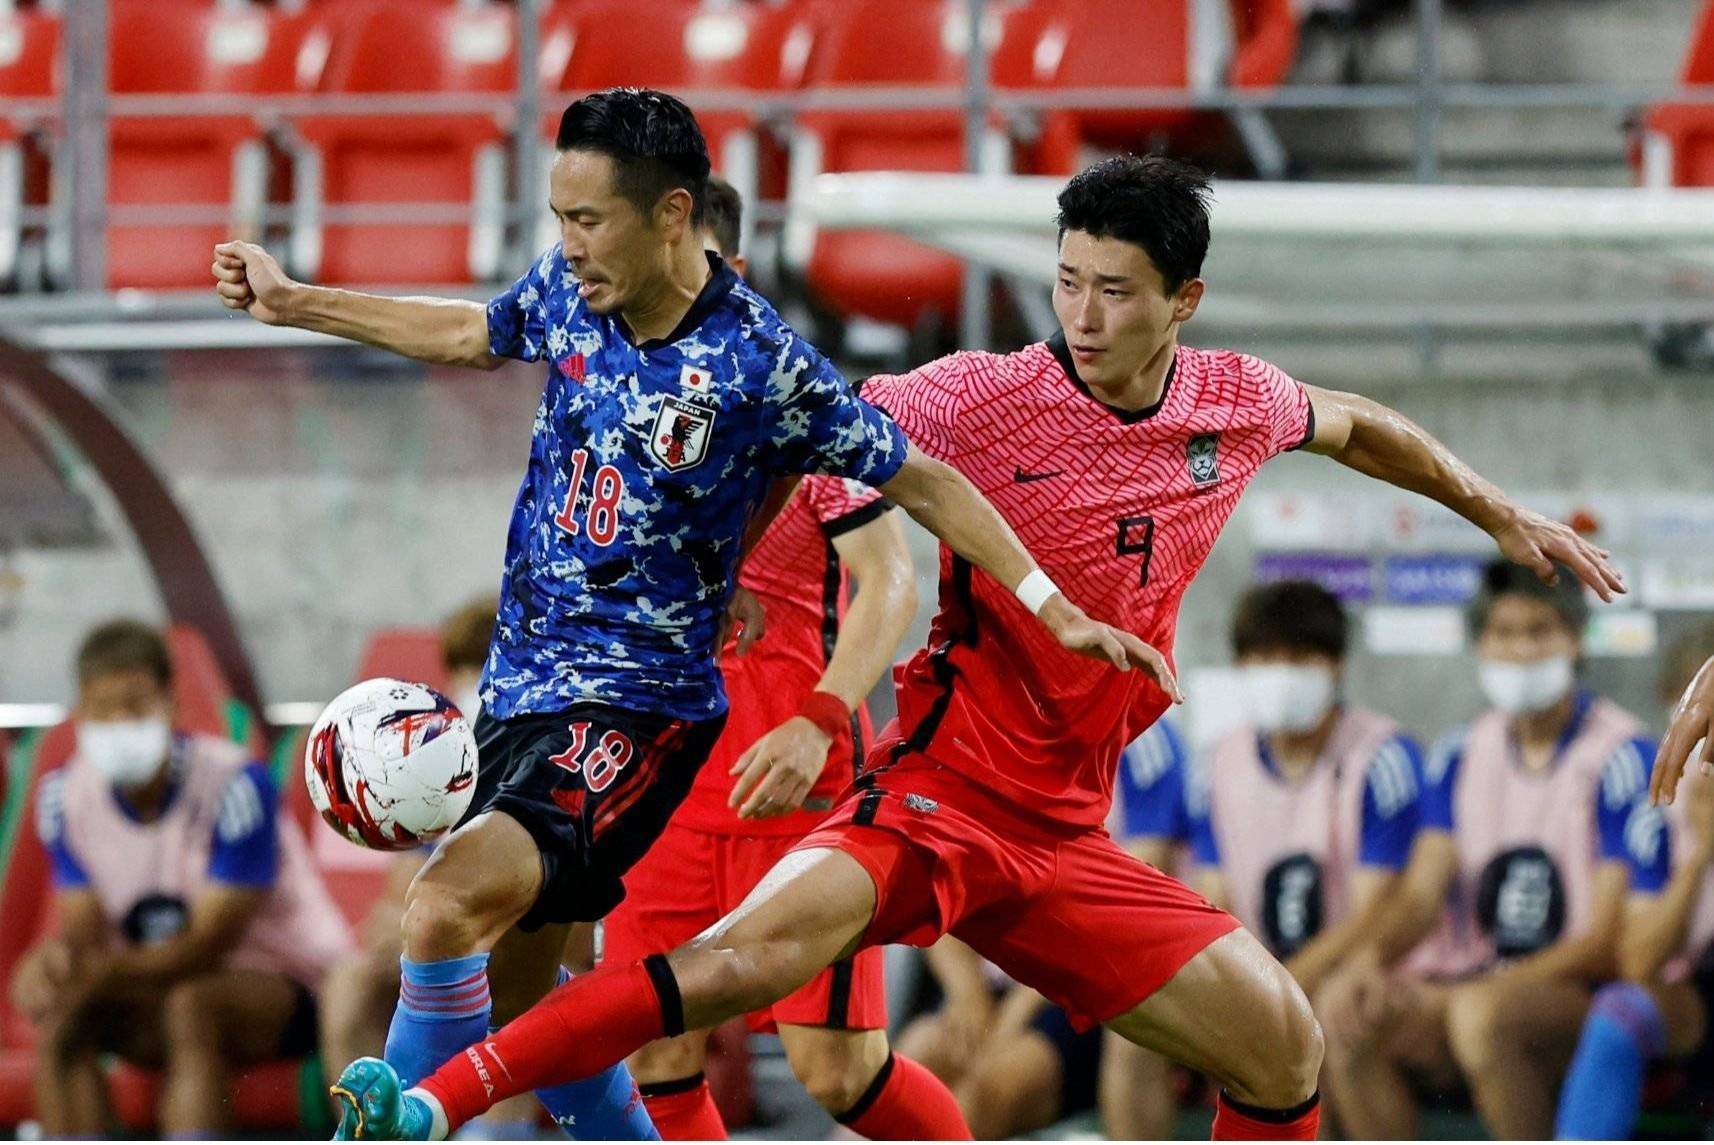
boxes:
[212,240,297,325]
[1490,506,1625,603]
[1038,596,1184,702]
[728,717,830,819]
[1652,654,1714,806]
[720,586,766,657]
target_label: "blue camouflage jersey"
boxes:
[481,248,908,721]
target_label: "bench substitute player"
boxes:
[212,89,1165,1140]
[328,154,1624,1142]
[604,176,922,1136]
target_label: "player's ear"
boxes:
[1172,278,1205,325]
[656,187,694,239]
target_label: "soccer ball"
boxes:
[304,678,478,851]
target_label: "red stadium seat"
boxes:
[547,0,817,231]
[0,8,58,287]
[292,2,516,285]
[0,627,311,1133]
[1640,0,1714,186]
[106,1,317,289]
[1015,0,1300,174]
[787,0,1026,330]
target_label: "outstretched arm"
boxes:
[213,241,500,369]
[880,446,1183,692]
[1302,385,1624,601]
[728,507,918,818]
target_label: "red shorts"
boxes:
[794,759,1239,1031]
[602,816,887,1034]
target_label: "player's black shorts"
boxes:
[464,703,727,930]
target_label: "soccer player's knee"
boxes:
[1238,976,1323,1107]
[786,1035,887,1115]
[400,880,490,960]
[628,1036,705,1085]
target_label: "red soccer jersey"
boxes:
[673,475,890,836]
[862,333,1312,828]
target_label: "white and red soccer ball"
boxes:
[304,678,478,851]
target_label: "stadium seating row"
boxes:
[0,0,1709,327]
[0,624,447,1133]
[0,0,1302,329]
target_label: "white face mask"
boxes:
[1239,663,1337,735]
[79,717,172,788]
[1477,655,1575,715]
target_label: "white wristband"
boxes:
[1015,569,1060,616]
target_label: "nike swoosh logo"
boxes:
[1014,467,1066,483]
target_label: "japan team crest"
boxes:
[651,396,716,472]
[1187,433,1221,488]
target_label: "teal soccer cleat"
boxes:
[331,1057,439,1140]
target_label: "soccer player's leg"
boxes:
[605,821,725,1139]
[370,703,726,1139]
[157,968,319,1136]
[962,829,1323,1139]
[367,845,882,1139]
[383,809,540,1087]
[1444,972,1592,1138]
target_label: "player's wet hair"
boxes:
[1055,154,1212,294]
[556,87,711,226]
[701,175,743,259]
[77,618,172,688]
[1231,580,1349,661]
[441,597,498,675]
[1468,558,1589,639]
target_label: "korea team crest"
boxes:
[1187,433,1221,488]
[651,396,716,472]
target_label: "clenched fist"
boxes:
[211,240,297,325]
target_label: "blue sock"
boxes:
[384,953,493,1089]
[1555,981,1665,1140]
[526,968,659,1141]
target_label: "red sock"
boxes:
[419,956,681,1132]
[1211,1090,1321,1140]
[639,1075,728,1140]
[834,1054,971,1140]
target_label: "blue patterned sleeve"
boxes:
[485,248,558,362]
[1418,729,1464,833]
[207,762,280,888]
[766,333,909,485]
[1596,736,1656,864]
[36,772,89,890]
[1115,721,1193,843]
[1358,734,1426,870]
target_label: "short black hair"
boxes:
[701,175,742,259]
[1055,154,1212,293]
[1468,559,1589,639]
[556,87,711,225]
[1231,580,1349,661]
[77,618,172,689]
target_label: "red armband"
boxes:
[797,690,851,741]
